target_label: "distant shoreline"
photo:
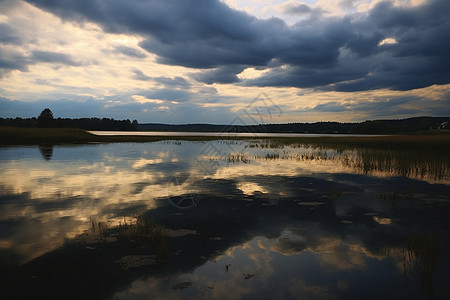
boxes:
[2,116,449,135]
[1,127,449,147]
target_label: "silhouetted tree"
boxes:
[37,108,55,127]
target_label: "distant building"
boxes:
[439,122,448,130]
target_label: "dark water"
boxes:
[0,140,449,299]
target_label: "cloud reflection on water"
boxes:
[0,140,449,299]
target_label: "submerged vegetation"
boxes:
[87,214,169,266]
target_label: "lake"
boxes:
[1,138,449,299]
[88,130,384,137]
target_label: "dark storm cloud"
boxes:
[24,0,450,91]
[24,0,281,69]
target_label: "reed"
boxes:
[90,214,169,263]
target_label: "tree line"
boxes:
[1,109,448,133]
[138,117,450,134]
[0,108,138,131]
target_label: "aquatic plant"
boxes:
[227,153,251,163]
[89,214,169,264]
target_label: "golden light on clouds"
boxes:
[1,0,449,123]
[378,37,398,46]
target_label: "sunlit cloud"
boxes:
[378,37,397,46]
[1,0,449,123]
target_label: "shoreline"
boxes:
[0,127,449,147]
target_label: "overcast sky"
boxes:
[1,0,449,124]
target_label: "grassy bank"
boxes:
[0,127,99,145]
[0,127,217,145]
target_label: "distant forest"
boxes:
[0,108,138,131]
[138,117,449,134]
[0,109,448,134]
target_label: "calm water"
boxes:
[88,131,385,137]
[0,139,449,299]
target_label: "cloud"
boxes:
[153,76,191,88]
[0,23,22,45]
[339,0,359,9]
[0,48,29,73]
[18,0,450,93]
[0,48,88,78]
[193,65,246,84]
[31,50,84,66]
[113,45,146,58]
[25,0,280,68]
[132,69,151,81]
[132,70,191,89]
[308,92,450,118]
[281,2,325,17]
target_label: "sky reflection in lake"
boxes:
[0,140,449,299]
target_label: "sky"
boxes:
[0,0,449,124]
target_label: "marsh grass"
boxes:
[376,190,415,207]
[249,134,450,152]
[89,214,169,264]
[344,148,450,181]
[227,153,251,163]
[116,215,169,263]
[90,218,110,236]
[263,152,280,160]
[244,136,450,181]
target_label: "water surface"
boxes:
[0,139,449,299]
[88,130,384,137]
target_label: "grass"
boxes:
[249,134,450,181]
[89,214,169,264]
[227,153,251,163]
